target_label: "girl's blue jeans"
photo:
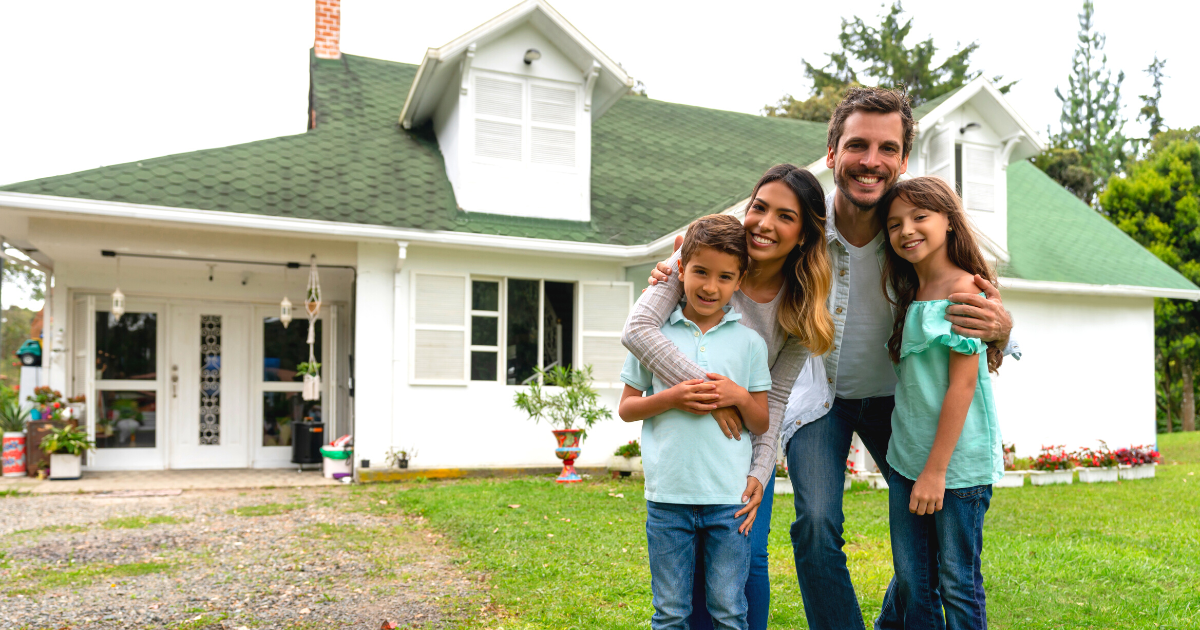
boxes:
[887,468,992,630]
[688,475,773,630]
[646,500,751,630]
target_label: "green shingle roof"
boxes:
[911,86,962,120]
[1004,160,1196,290]
[1,51,828,246]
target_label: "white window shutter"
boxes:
[926,127,955,185]
[579,282,633,387]
[475,76,523,161]
[475,120,522,161]
[531,127,576,167]
[411,273,469,384]
[531,85,576,126]
[475,77,522,119]
[963,146,996,212]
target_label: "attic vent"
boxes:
[476,77,522,119]
[531,128,576,167]
[531,85,576,126]
[476,120,522,161]
[964,146,996,212]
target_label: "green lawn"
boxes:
[366,432,1200,629]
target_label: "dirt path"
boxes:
[0,487,487,629]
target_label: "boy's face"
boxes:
[679,245,745,320]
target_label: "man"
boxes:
[780,86,1014,630]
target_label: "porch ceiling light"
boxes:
[280,296,293,329]
[524,48,541,64]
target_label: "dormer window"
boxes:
[473,71,579,169]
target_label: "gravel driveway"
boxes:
[0,486,489,629]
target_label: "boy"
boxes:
[619,214,773,630]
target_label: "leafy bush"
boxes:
[41,425,93,456]
[613,440,640,458]
[512,365,612,438]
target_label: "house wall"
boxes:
[358,244,642,472]
[994,291,1157,456]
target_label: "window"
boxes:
[471,280,500,381]
[473,71,579,169]
[260,315,322,447]
[94,311,160,450]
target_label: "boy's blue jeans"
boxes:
[887,469,992,630]
[646,501,751,630]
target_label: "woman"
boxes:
[622,163,834,629]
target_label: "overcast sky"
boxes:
[1,0,1196,306]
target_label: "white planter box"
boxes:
[773,477,793,495]
[844,474,852,492]
[1118,463,1157,481]
[49,453,82,480]
[1077,467,1118,483]
[1030,469,1073,486]
[607,456,642,475]
[995,470,1033,488]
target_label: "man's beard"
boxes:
[834,167,894,211]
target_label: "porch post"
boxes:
[353,242,397,470]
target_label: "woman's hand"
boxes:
[646,235,684,288]
[734,476,763,535]
[909,471,946,515]
[946,275,1012,344]
[663,379,720,414]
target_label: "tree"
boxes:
[765,2,1013,121]
[1038,0,1129,207]
[1100,136,1200,431]
[1138,56,1167,142]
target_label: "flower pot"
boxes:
[399,459,409,469]
[1030,469,1073,486]
[49,453,82,480]
[844,473,852,492]
[1118,463,1156,481]
[1077,466,1118,483]
[773,477,793,495]
[608,455,642,478]
[2,432,27,477]
[67,403,86,422]
[866,472,889,490]
[995,470,1032,488]
[552,429,583,483]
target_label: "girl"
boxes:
[623,163,834,630]
[876,176,1004,629]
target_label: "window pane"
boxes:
[471,351,498,381]
[95,390,156,449]
[263,317,321,382]
[263,392,321,447]
[95,313,157,381]
[200,315,221,445]
[472,281,499,311]
[506,279,539,385]
[472,315,498,346]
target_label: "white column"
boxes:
[353,242,397,469]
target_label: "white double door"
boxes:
[168,304,251,469]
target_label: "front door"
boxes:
[168,304,251,468]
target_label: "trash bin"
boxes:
[320,445,353,479]
[291,420,324,465]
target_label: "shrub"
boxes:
[613,440,640,458]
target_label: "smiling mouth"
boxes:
[901,239,924,251]
[853,174,882,186]
[693,294,719,305]
[750,233,776,247]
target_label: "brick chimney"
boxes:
[315,0,340,60]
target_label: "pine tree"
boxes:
[1138,56,1167,141]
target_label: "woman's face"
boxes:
[743,180,804,265]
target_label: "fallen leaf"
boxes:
[508,504,521,509]
[492,528,499,533]
[547,533,554,538]
[300,608,310,614]
[381,622,399,630]
[379,500,388,505]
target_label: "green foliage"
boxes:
[296,361,321,377]
[0,393,29,433]
[1038,0,1129,205]
[512,365,612,437]
[766,2,1012,121]
[0,306,35,385]
[1,259,45,303]
[40,425,93,456]
[1031,147,1096,206]
[1137,56,1167,144]
[613,440,640,458]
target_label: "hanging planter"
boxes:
[298,362,322,401]
[302,256,322,401]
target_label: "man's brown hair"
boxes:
[680,214,749,274]
[827,86,917,159]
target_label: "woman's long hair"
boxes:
[745,164,834,356]
[875,177,1002,372]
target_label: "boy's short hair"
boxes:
[680,214,749,274]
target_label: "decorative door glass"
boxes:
[199,315,221,445]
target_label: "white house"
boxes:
[0,0,1194,474]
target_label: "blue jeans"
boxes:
[647,501,751,630]
[689,475,774,630]
[785,396,902,630]
[887,469,992,630]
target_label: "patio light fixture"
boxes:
[111,254,125,319]
[280,296,293,329]
[524,48,541,64]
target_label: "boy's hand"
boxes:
[712,407,743,440]
[909,471,946,515]
[664,379,720,414]
[705,373,749,410]
[734,476,763,535]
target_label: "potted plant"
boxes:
[1115,445,1162,480]
[1074,441,1119,483]
[513,365,612,483]
[844,460,858,492]
[27,386,63,421]
[41,425,93,480]
[385,446,418,469]
[66,394,86,423]
[297,361,321,400]
[1031,445,1075,486]
[995,454,1035,488]
[608,440,642,478]
[771,461,795,495]
[1,393,30,478]
[1002,443,1016,471]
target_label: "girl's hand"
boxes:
[909,471,946,515]
[664,379,719,414]
[734,476,763,535]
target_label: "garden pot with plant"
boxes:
[513,365,612,483]
[66,394,86,424]
[1031,445,1075,486]
[1075,442,1119,483]
[1115,445,1161,480]
[385,447,417,469]
[772,462,794,495]
[608,440,642,478]
[41,425,93,480]
[995,453,1035,488]
[1,394,30,477]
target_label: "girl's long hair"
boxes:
[745,164,834,356]
[875,177,1002,373]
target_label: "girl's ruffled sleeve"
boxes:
[899,302,985,358]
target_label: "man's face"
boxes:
[826,111,909,211]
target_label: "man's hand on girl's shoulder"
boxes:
[945,274,1013,344]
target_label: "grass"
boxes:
[102,515,192,529]
[226,502,303,517]
[365,432,1200,630]
[6,561,175,596]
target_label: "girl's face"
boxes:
[886,197,951,265]
[743,180,803,265]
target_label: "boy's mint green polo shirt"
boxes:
[621,304,773,505]
[887,299,1004,489]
